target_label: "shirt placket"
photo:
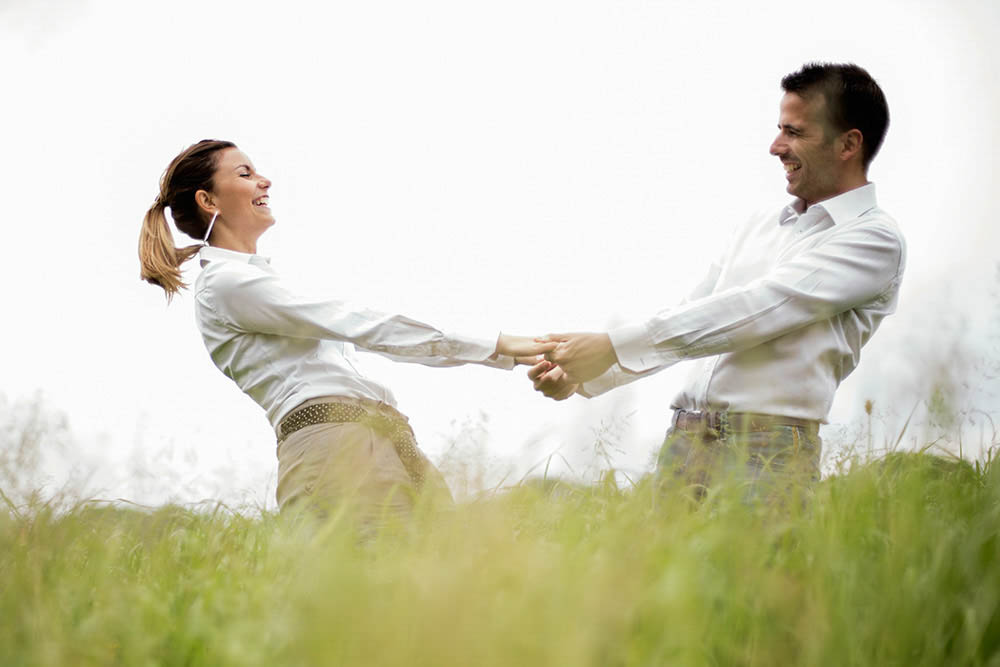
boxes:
[696,213,805,410]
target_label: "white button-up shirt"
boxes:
[582,183,905,422]
[194,247,511,430]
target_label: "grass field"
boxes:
[2,449,999,666]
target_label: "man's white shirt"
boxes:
[193,246,511,431]
[582,183,905,422]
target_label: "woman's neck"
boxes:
[210,227,260,254]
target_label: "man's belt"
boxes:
[673,410,819,436]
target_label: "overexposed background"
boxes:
[2,0,998,508]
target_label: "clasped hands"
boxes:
[495,332,618,401]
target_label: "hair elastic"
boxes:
[204,211,219,245]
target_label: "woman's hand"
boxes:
[495,333,558,359]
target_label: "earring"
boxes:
[203,210,220,245]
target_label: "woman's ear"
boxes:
[195,189,216,216]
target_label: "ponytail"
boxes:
[138,139,236,302]
[138,197,202,301]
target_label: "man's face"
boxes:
[769,92,842,208]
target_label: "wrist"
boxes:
[492,333,505,360]
[602,333,619,365]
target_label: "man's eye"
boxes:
[240,172,251,178]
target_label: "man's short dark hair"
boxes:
[781,63,889,169]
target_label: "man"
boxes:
[529,63,905,498]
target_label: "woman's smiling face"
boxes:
[200,147,274,236]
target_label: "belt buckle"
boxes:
[709,411,729,440]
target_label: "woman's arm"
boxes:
[198,264,552,367]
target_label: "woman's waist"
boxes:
[268,384,399,435]
[210,338,396,423]
[275,394,409,443]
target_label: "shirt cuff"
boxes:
[448,330,514,370]
[578,363,645,397]
[608,322,663,372]
[578,376,611,398]
[485,355,517,370]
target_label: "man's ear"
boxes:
[839,128,864,162]
[195,189,216,216]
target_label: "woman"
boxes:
[138,139,550,526]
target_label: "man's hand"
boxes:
[526,359,579,401]
[541,332,618,384]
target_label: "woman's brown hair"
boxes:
[138,139,236,300]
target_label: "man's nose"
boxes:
[769,135,784,156]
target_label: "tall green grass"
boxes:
[2,451,998,666]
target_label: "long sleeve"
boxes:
[610,221,904,373]
[578,363,665,398]
[577,218,732,398]
[578,225,730,397]
[580,185,905,420]
[199,263,511,369]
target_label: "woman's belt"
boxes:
[278,400,429,489]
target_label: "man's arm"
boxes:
[530,225,731,394]
[542,221,904,383]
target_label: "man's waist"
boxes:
[672,409,820,435]
[672,356,837,425]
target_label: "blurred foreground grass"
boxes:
[2,451,999,666]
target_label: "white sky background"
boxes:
[1,0,998,508]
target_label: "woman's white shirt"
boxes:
[194,246,511,431]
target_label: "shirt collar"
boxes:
[779,182,878,227]
[199,245,273,269]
